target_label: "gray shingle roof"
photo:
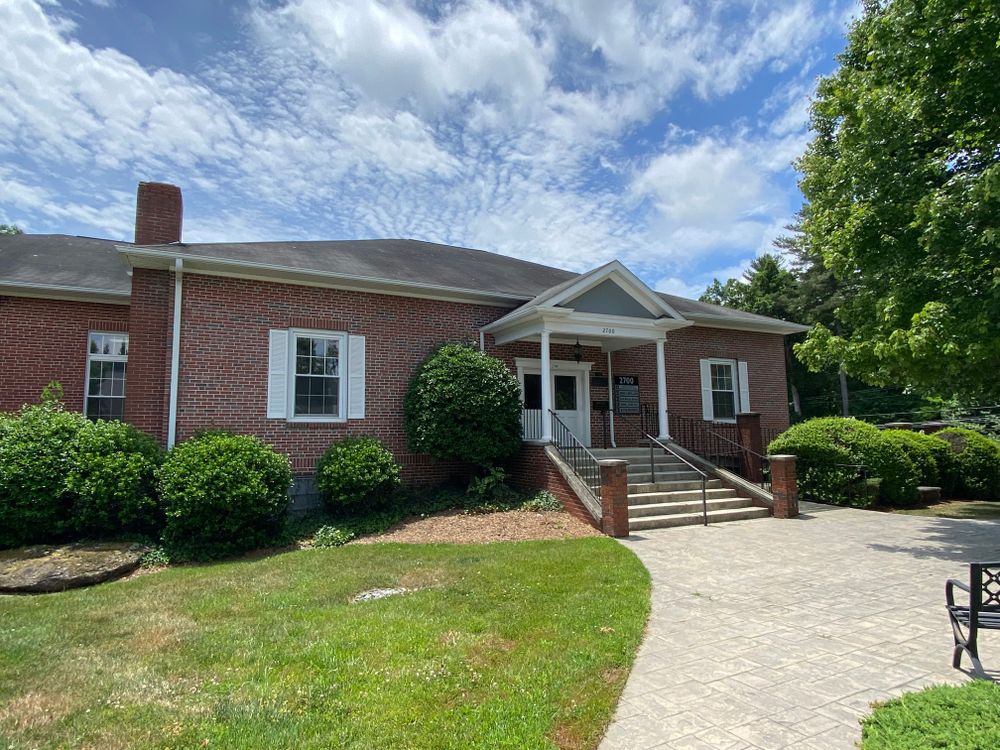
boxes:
[0,234,808,332]
[0,234,130,296]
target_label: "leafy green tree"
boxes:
[700,254,797,321]
[795,0,1000,401]
[0,224,23,235]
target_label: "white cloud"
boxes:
[0,0,850,294]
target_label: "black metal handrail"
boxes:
[548,410,602,503]
[613,409,709,526]
[700,425,771,489]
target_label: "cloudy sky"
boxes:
[0,0,855,299]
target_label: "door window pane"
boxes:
[554,375,577,410]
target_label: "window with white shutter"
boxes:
[699,358,749,422]
[266,329,366,421]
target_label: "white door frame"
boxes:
[516,357,593,446]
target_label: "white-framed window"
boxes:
[85,331,128,420]
[699,358,749,422]
[267,328,365,422]
[289,330,347,421]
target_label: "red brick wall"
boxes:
[169,274,509,482]
[124,269,172,442]
[506,444,600,528]
[609,327,790,445]
[0,295,128,413]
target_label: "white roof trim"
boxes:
[0,280,130,305]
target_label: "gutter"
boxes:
[167,258,183,449]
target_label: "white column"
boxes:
[540,330,553,442]
[606,350,616,448]
[656,338,669,439]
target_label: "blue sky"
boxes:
[0,0,856,299]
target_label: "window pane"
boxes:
[89,334,102,354]
[296,337,310,356]
[325,359,339,376]
[311,339,326,358]
[555,375,577,410]
[523,373,541,409]
[713,391,736,420]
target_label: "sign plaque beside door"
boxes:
[613,375,640,415]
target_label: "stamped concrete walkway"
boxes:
[600,503,999,750]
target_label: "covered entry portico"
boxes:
[482,261,692,446]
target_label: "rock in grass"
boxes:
[0,541,148,593]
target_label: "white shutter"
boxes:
[738,360,750,413]
[699,359,714,421]
[267,330,289,418]
[348,335,365,419]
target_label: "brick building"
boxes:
[0,182,807,508]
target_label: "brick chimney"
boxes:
[134,182,183,245]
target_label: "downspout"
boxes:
[479,329,485,352]
[607,351,616,448]
[167,258,183,449]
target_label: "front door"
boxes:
[520,366,589,446]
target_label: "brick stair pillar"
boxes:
[769,454,799,519]
[599,459,630,537]
[736,411,763,483]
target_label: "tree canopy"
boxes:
[0,224,22,235]
[794,0,1000,402]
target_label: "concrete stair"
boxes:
[593,447,770,531]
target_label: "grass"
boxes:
[0,538,649,749]
[860,681,1000,749]
[884,499,1000,520]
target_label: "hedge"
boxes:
[768,418,919,507]
[0,404,87,547]
[881,429,954,490]
[158,432,292,559]
[404,343,523,467]
[316,436,400,510]
[933,427,1000,500]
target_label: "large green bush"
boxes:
[881,430,955,489]
[316,436,400,510]
[404,344,522,467]
[768,418,919,507]
[0,404,87,547]
[934,427,1000,499]
[66,420,163,536]
[158,433,292,559]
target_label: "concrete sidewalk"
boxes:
[600,503,999,749]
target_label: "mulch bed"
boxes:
[354,509,601,545]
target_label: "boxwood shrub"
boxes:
[158,432,292,559]
[0,403,87,548]
[933,427,1000,499]
[768,418,919,507]
[404,343,522,467]
[316,436,400,510]
[881,429,955,490]
[66,420,163,537]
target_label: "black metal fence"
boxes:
[549,410,602,502]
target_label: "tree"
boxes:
[0,224,22,235]
[700,254,797,320]
[795,0,1000,402]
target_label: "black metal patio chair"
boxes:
[946,562,1000,679]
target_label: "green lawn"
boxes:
[861,681,1000,750]
[0,538,649,750]
[888,499,1000,520]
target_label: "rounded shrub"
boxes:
[768,418,919,507]
[157,432,292,559]
[0,404,88,548]
[316,436,400,510]
[404,343,523,467]
[881,429,954,489]
[933,427,1000,500]
[66,420,163,537]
